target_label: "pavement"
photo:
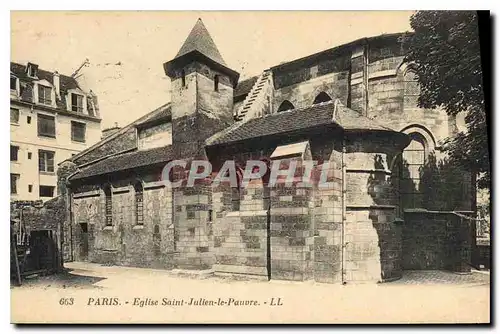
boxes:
[11,262,490,324]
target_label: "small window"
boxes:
[10,108,19,124]
[404,70,420,108]
[214,75,219,92]
[71,93,84,113]
[313,92,332,105]
[10,174,19,195]
[181,69,186,87]
[27,63,38,77]
[71,121,86,143]
[37,114,56,138]
[38,85,52,105]
[134,181,144,225]
[27,116,32,124]
[104,184,113,226]
[27,152,32,160]
[28,185,33,193]
[10,77,17,90]
[39,185,55,198]
[277,100,295,113]
[10,146,19,161]
[38,150,55,173]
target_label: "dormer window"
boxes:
[10,76,17,91]
[27,63,39,78]
[38,85,52,105]
[71,93,84,113]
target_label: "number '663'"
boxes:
[59,298,74,306]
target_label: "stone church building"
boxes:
[61,19,474,283]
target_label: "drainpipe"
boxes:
[341,135,347,285]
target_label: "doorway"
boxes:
[79,223,89,261]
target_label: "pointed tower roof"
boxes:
[175,18,227,66]
[164,18,239,87]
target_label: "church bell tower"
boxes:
[163,18,240,159]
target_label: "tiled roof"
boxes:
[67,103,171,165]
[206,100,396,146]
[70,145,173,181]
[234,76,259,100]
[136,103,172,127]
[11,62,84,111]
[174,18,227,66]
[10,62,80,93]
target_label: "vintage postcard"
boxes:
[10,10,490,324]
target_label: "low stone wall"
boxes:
[402,211,472,273]
[72,182,175,269]
[11,198,66,272]
[212,180,268,277]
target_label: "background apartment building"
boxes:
[10,62,102,201]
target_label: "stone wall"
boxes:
[402,211,471,272]
[273,71,349,111]
[312,150,343,283]
[72,180,174,269]
[11,198,65,269]
[172,167,214,269]
[269,158,314,281]
[343,136,403,282]
[212,179,269,277]
[171,61,234,159]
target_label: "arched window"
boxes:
[214,75,219,92]
[277,100,295,113]
[103,184,112,226]
[313,92,332,105]
[400,132,427,208]
[403,70,420,109]
[181,69,186,87]
[134,181,144,225]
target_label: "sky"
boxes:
[11,11,414,129]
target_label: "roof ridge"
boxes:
[205,119,247,145]
[10,61,74,80]
[66,102,171,165]
[174,19,227,66]
[260,99,336,119]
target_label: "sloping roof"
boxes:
[67,103,171,165]
[234,75,259,100]
[11,62,83,110]
[206,100,396,146]
[136,103,172,127]
[174,18,227,66]
[70,145,173,181]
[10,62,80,92]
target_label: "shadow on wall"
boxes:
[366,154,404,281]
[419,153,472,212]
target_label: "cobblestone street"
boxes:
[11,262,490,324]
[387,270,490,285]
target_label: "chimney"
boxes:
[101,123,121,139]
[53,71,60,97]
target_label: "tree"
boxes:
[403,11,489,189]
